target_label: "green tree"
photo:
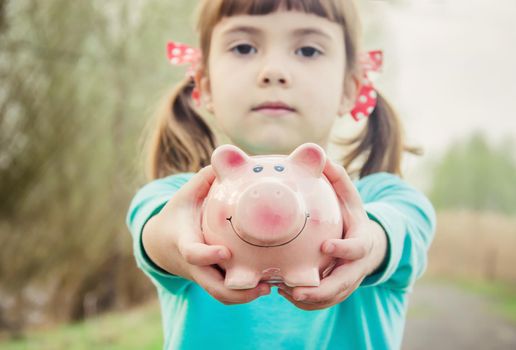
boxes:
[0,0,197,332]
[430,133,516,214]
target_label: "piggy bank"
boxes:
[201,143,343,289]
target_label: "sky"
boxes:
[391,0,516,153]
[330,0,516,188]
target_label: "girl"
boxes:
[126,0,436,349]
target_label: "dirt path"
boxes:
[403,280,516,350]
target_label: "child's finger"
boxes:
[195,267,271,305]
[159,165,216,220]
[322,238,368,261]
[291,262,363,305]
[277,288,332,311]
[179,165,217,203]
[323,160,361,208]
[275,283,294,296]
[178,240,231,266]
[219,283,271,305]
[323,160,366,221]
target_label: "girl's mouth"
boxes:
[251,101,296,116]
[252,108,295,116]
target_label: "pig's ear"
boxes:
[211,144,250,179]
[287,143,326,177]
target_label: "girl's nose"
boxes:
[257,65,291,88]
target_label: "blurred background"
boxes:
[0,0,515,349]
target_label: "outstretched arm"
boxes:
[126,166,271,304]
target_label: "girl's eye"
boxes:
[274,165,285,172]
[231,44,257,56]
[253,166,264,173]
[295,46,322,58]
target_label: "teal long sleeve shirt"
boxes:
[126,172,436,350]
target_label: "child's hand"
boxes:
[143,166,271,305]
[276,160,387,310]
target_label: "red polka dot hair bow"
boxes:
[350,50,383,121]
[167,41,202,106]
[167,41,383,120]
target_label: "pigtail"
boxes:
[146,76,217,179]
[339,92,421,178]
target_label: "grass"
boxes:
[406,302,437,319]
[454,278,516,324]
[0,301,163,350]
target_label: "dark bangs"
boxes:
[218,0,345,24]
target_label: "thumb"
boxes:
[323,160,363,211]
[322,238,368,261]
[178,240,231,266]
[159,165,216,221]
[179,165,217,203]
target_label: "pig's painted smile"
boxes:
[226,213,310,248]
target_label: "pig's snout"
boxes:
[233,181,307,246]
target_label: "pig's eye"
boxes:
[274,165,285,172]
[253,166,264,173]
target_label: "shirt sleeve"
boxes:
[125,172,195,294]
[356,172,437,291]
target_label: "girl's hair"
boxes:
[147,0,418,180]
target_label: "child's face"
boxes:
[197,10,358,155]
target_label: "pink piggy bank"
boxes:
[201,143,343,289]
